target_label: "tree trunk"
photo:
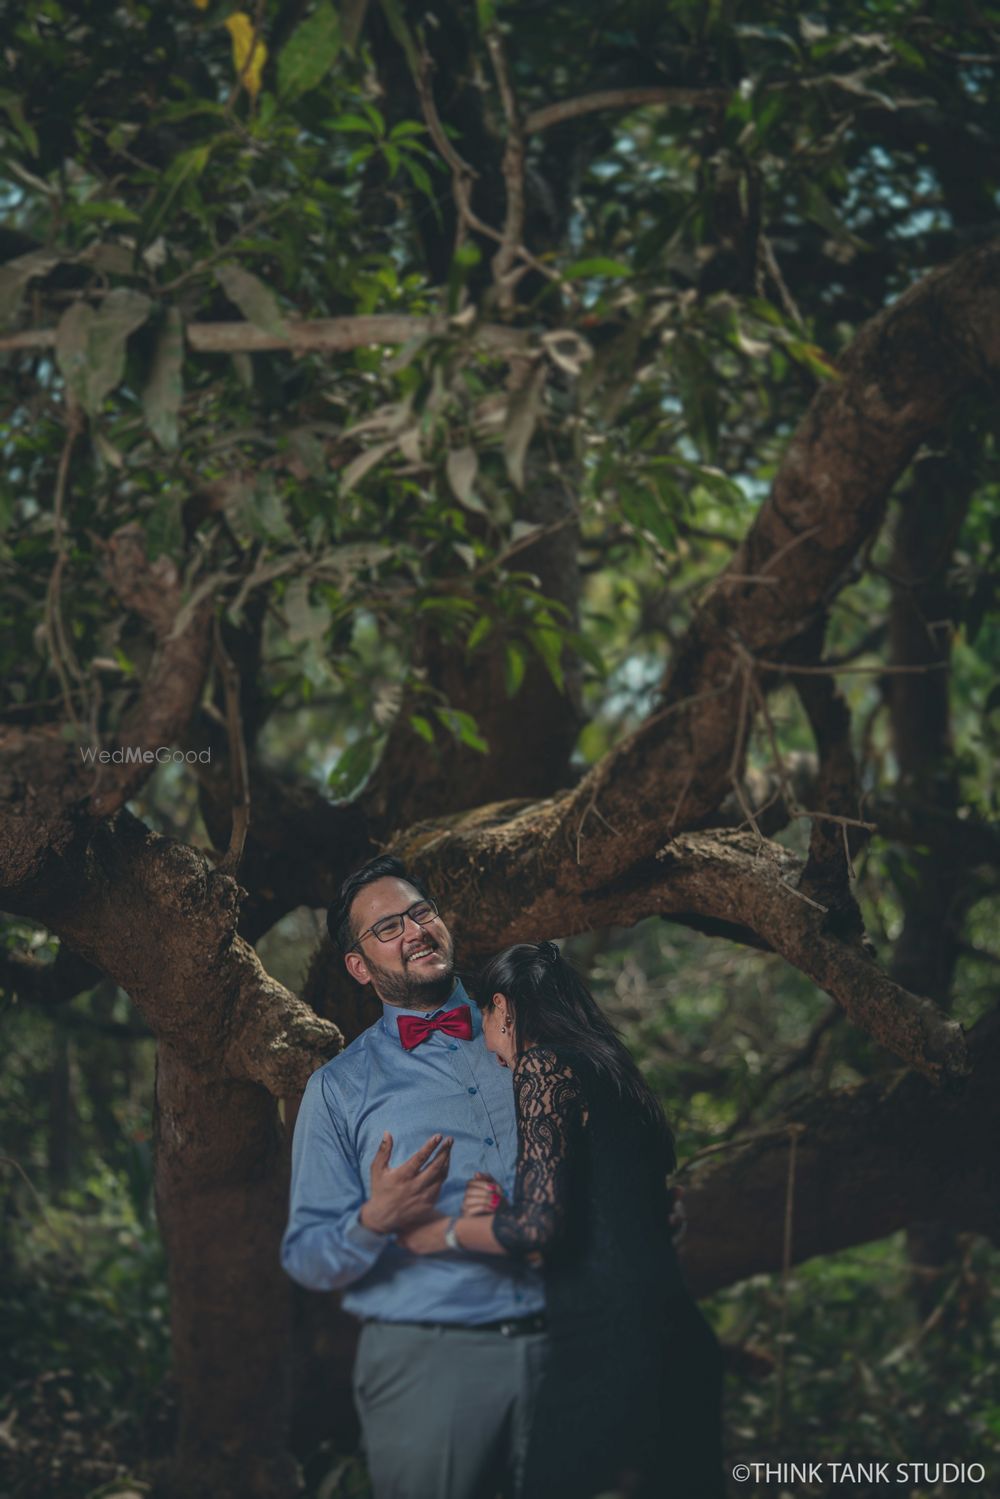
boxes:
[886,456,975,1316]
[152,1045,299,1499]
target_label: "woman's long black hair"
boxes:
[473,941,675,1167]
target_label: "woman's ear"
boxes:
[493,991,512,1029]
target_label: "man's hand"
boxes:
[461,1171,503,1216]
[359,1132,453,1236]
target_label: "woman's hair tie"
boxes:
[537,940,560,965]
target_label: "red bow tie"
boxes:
[397,1006,474,1052]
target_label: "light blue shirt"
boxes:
[281,981,545,1324]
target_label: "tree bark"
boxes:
[884,454,977,1315]
[153,1047,299,1499]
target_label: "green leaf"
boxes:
[55,288,151,415]
[326,112,376,134]
[69,200,141,225]
[433,706,488,754]
[503,364,546,492]
[409,713,435,744]
[363,103,386,136]
[445,446,480,509]
[141,308,184,450]
[328,735,378,798]
[527,625,565,693]
[141,142,211,246]
[145,489,184,560]
[216,263,289,338]
[563,257,632,280]
[283,576,330,643]
[786,339,842,383]
[236,477,295,542]
[377,0,422,74]
[503,642,526,697]
[475,0,497,30]
[466,614,493,653]
[340,439,396,495]
[0,88,39,156]
[389,120,427,140]
[277,2,342,100]
[0,249,62,330]
[401,155,434,198]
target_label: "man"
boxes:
[281,855,549,1499]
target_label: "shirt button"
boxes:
[468,1086,477,1095]
[484,1137,494,1146]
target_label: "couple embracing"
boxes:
[282,856,725,1499]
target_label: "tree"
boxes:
[1,1,998,1494]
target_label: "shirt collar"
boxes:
[380,979,479,1045]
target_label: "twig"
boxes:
[760,233,804,330]
[44,399,85,729]
[524,86,726,135]
[0,1155,68,1253]
[757,658,949,677]
[212,618,250,875]
[485,28,526,309]
[413,42,571,297]
[758,522,823,577]
[772,1123,806,1441]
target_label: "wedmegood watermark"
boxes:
[79,745,211,766]
[731,1462,986,1486]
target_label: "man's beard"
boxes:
[366,930,456,1009]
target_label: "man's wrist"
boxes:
[359,1200,392,1235]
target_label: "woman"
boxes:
[400,941,725,1499]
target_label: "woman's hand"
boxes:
[462,1172,504,1216]
[397,1215,449,1255]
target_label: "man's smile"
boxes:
[404,942,442,965]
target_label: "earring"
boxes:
[500,1025,507,1033]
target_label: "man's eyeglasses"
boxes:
[353,899,439,949]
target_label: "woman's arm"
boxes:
[492,1047,585,1257]
[397,1211,505,1256]
[399,1048,586,1260]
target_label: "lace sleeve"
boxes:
[493,1047,587,1258]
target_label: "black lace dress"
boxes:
[493,1045,725,1499]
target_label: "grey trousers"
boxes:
[353,1320,550,1499]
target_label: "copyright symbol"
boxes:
[733,1465,751,1482]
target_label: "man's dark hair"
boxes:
[327,855,433,952]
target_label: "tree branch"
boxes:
[485,28,527,307]
[0,314,530,358]
[680,1005,1000,1295]
[524,87,727,135]
[7,811,343,1094]
[87,524,215,818]
[387,817,968,1081]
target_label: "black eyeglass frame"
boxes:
[350,899,439,951]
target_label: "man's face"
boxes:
[344,877,455,1009]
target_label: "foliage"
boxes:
[0,1162,170,1499]
[2,0,997,783]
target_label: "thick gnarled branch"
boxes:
[389,814,967,1081]
[681,1005,1000,1295]
[11,811,343,1094]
